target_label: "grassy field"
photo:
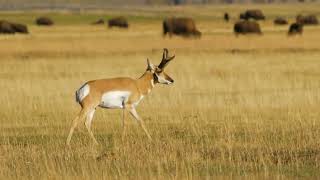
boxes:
[0,4,320,178]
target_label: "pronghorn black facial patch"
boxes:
[153,73,159,83]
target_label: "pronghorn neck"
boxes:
[136,71,155,95]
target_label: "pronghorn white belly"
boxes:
[99,91,131,109]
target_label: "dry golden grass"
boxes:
[0,4,320,178]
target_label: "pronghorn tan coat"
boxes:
[66,49,175,146]
[78,74,154,109]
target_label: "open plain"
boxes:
[0,4,320,178]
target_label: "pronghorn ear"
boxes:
[146,58,155,71]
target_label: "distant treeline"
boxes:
[0,0,317,11]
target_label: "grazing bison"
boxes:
[0,20,28,34]
[234,20,262,35]
[92,19,104,25]
[240,9,265,20]
[0,20,15,34]
[288,22,303,36]
[224,13,229,22]
[11,23,28,33]
[36,17,54,26]
[296,15,318,25]
[239,13,246,20]
[274,17,288,25]
[163,17,201,38]
[108,16,129,28]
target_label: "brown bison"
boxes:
[108,17,129,28]
[296,15,318,25]
[288,22,303,36]
[234,20,262,35]
[11,23,28,33]
[239,13,246,20]
[224,13,229,22]
[0,20,15,34]
[36,17,54,26]
[92,19,104,25]
[240,9,265,20]
[163,17,201,38]
[0,20,28,34]
[274,17,288,25]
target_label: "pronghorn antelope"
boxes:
[66,49,175,146]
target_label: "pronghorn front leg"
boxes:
[128,105,152,141]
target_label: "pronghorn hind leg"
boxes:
[66,108,90,146]
[85,108,99,145]
[66,114,80,146]
[128,106,152,141]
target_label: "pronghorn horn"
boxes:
[146,58,154,70]
[158,48,175,70]
[162,48,168,60]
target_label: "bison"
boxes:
[234,20,262,35]
[163,17,201,38]
[0,21,15,34]
[92,19,104,25]
[11,23,28,33]
[274,17,288,25]
[0,20,28,34]
[296,14,318,25]
[240,9,265,20]
[36,17,54,26]
[108,16,129,28]
[239,13,246,20]
[288,22,303,36]
[224,13,229,22]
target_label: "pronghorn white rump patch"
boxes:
[76,83,90,103]
[99,91,131,109]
